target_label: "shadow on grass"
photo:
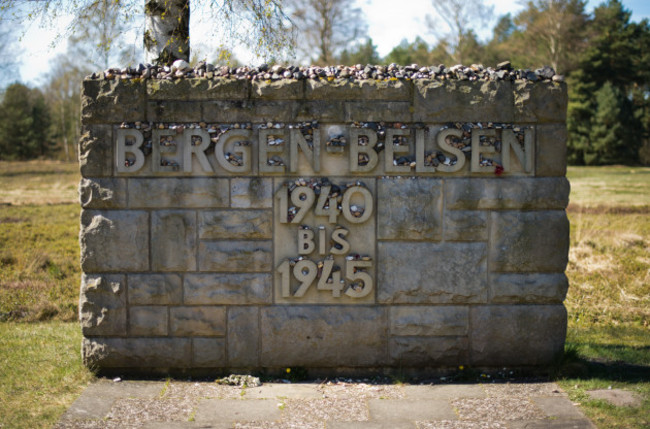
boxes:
[555,342,650,383]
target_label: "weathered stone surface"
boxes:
[443,210,488,241]
[147,78,250,100]
[184,274,272,304]
[79,125,112,177]
[306,79,412,100]
[389,337,468,366]
[445,178,570,210]
[252,79,304,99]
[377,178,442,240]
[82,337,191,368]
[193,338,226,367]
[377,242,487,304]
[79,274,126,336]
[128,274,182,305]
[79,178,126,209]
[294,100,346,122]
[390,306,468,336]
[147,100,201,122]
[129,178,229,208]
[260,306,387,366]
[490,211,569,272]
[490,273,569,304]
[199,210,272,239]
[345,101,413,122]
[82,79,145,124]
[413,80,514,122]
[367,399,457,421]
[470,305,567,366]
[227,307,259,367]
[536,124,568,177]
[254,101,296,122]
[152,210,196,271]
[198,241,271,272]
[170,306,226,336]
[80,210,149,272]
[230,178,273,208]
[129,306,168,336]
[515,81,567,123]
[202,100,255,123]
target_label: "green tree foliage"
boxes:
[338,38,381,65]
[567,0,650,165]
[385,37,439,66]
[0,83,54,160]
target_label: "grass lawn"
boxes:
[0,161,648,428]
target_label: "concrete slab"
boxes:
[59,380,164,421]
[142,423,231,429]
[194,399,282,424]
[507,419,596,429]
[244,383,323,399]
[532,397,588,419]
[403,384,486,399]
[328,421,417,429]
[367,399,457,422]
[587,389,643,407]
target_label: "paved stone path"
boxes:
[56,379,596,428]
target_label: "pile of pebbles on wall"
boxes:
[90,60,564,82]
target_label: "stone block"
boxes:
[184,274,272,304]
[194,399,281,424]
[345,101,413,122]
[152,210,197,271]
[231,178,273,208]
[252,79,304,99]
[377,242,487,304]
[377,177,442,240]
[79,274,126,336]
[129,306,168,336]
[443,210,488,241]
[227,307,259,367]
[390,306,468,336]
[80,210,149,272]
[128,274,183,305]
[536,124,568,177]
[306,78,412,100]
[445,178,570,210]
[413,80,514,122]
[254,101,296,122]
[81,79,145,124]
[146,100,202,122]
[389,337,468,366]
[128,178,229,208]
[470,304,567,366]
[198,241,271,272]
[294,100,346,122]
[489,273,569,304]
[170,306,226,336]
[515,81,568,123]
[490,211,569,272]
[260,306,387,366]
[78,125,113,177]
[82,337,191,368]
[202,100,255,123]
[193,338,226,367]
[79,178,127,209]
[147,78,250,100]
[199,210,272,239]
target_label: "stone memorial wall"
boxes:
[79,69,570,375]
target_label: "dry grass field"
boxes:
[0,162,648,428]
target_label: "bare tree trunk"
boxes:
[144,0,190,64]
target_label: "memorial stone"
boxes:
[79,66,570,375]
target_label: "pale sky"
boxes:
[10,0,650,87]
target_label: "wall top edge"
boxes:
[84,63,565,87]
